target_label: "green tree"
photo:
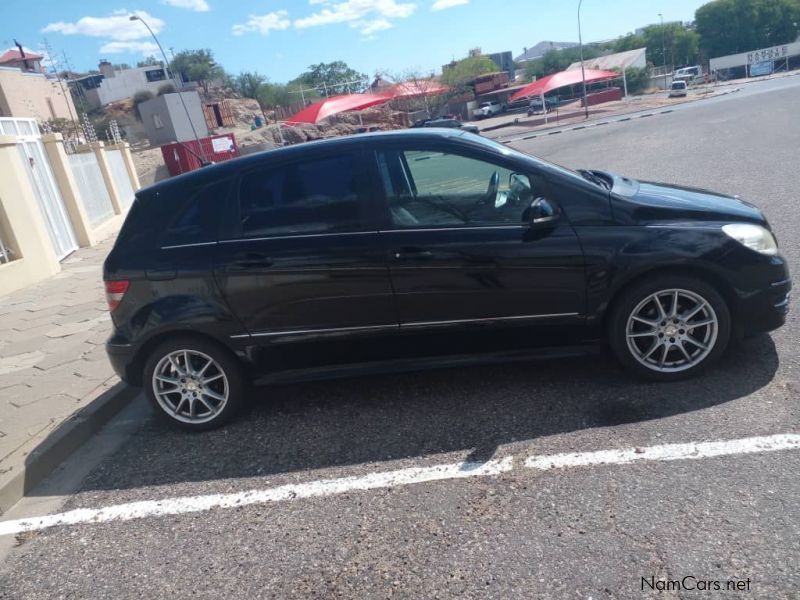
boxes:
[440,55,497,88]
[294,61,367,95]
[137,56,161,67]
[695,0,800,58]
[235,71,267,99]
[256,82,294,108]
[640,23,700,68]
[170,49,224,94]
[613,33,647,53]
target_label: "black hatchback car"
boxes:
[105,129,790,430]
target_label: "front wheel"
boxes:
[143,337,245,431]
[609,276,731,381]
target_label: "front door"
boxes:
[372,144,586,352]
[214,149,397,371]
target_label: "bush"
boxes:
[624,67,650,95]
[157,83,176,96]
[132,90,155,121]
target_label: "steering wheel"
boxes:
[480,171,500,206]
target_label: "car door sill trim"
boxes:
[231,313,581,339]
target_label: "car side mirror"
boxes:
[525,197,559,226]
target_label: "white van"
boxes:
[673,65,704,83]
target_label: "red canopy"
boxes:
[286,93,392,124]
[509,69,620,102]
[379,80,449,99]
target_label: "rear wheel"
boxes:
[609,276,731,381]
[143,337,245,431]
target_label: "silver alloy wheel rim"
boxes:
[152,349,229,424]
[625,288,719,373]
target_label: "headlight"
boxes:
[722,223,778,255]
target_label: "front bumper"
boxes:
[737,267,791,338]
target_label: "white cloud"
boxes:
[358,18,392,34]
[232,10,291,35]
[161,0,210,12]
[294,0,415,35]
[42,10,165,42]
[100,41,160,56]
[431,0,467,10]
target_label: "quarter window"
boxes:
[377,150,540,227]
[238,154,362,237]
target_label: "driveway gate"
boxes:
[0,118,78,260]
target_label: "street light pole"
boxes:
[578,0,589,119]
[659,13,667,90]
[130,14,207,163]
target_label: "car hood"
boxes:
[607,173,767,226]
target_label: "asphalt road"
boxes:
[2,76,799,600]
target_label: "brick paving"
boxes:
[0,239,119,471]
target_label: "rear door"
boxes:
[214,147,397,371]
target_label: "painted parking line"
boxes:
[1,433,798,537]
[526,433,800,470]
[0,457,514,537]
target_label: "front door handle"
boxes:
[229,251,274,270]
[394,247,433,261]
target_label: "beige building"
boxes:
[0,66,77,122]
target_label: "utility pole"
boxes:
[577,0,589,119]
[659,13,668,89]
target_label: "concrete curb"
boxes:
[0,383,138,516]
[498,88,741,144]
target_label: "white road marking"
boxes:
[0,457,514,537]
[1,433,798,537]
[525,433,800,471]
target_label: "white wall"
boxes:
[97,66,173,105]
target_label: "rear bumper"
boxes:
[106,337,139,386]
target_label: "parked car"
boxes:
[105,129,791,430]
[668,80,688,98]
[412,117,480,134]
[475,101,504,118]
[527,96,559,115]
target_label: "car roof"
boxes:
[141,128,470,195]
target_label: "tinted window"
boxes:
[378,149,541,227]
[238,154,362,237]
[163,179,229,246]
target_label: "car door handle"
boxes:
[394,247,433,261]
[229,252,274,270]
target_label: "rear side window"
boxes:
[162,179,230,247]
[237,153,362,237]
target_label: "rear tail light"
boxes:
[104,280,130,312]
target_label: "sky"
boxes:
[3,0,711,83]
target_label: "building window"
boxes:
[145,69,167,83]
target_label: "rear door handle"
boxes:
[229,251,274,270]
[394,247,433,261]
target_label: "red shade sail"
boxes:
[286,93,392,124]
[379,80,449,99]
[509,69,620,102]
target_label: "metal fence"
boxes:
[68,153,115,226]
[105,149,135,208]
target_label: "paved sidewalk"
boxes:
[0,238,126,509]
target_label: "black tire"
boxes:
[608,275,731,381]
[143,336,245,431]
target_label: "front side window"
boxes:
[238,154,362,237]
[377,149,540,228]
